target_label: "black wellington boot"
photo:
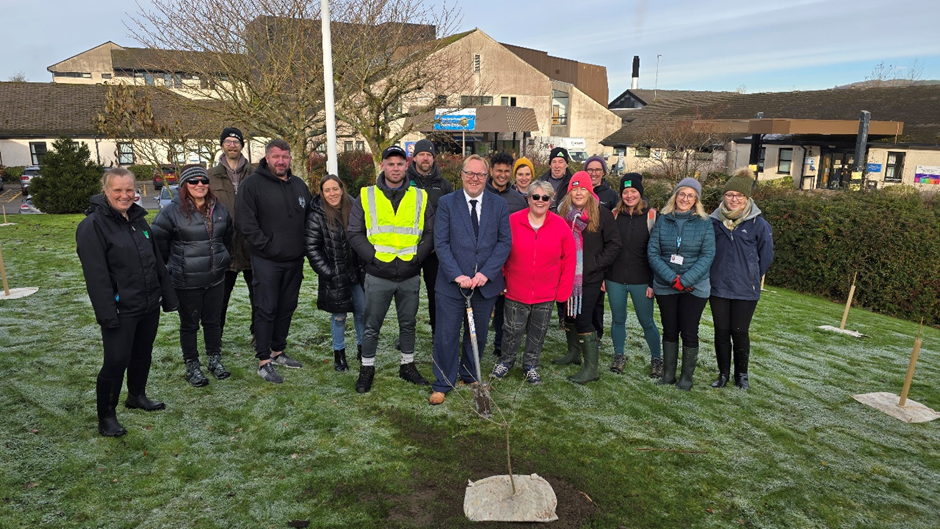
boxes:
[96,377,126,437]
[334,349,349,372]
[125,390,166,411]
[657,342,679,385]
[711,342,731,388]
[676,346,699,391]
[734,347,750,390]
[568,332,600,384]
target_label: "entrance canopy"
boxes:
[687,118,904,136]
[408,106,539,134]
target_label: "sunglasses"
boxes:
[186,177,210,186]
[529,194,553,202]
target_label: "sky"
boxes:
[3,0,939,96]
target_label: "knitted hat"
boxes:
[381,145,408,160]
[220,127,243,146]
[567,171,598,200]
[413,139,434,156]
[512,157,535,179]
[723,174,756,198]
[619,172,645,198]
[179,165,209,185]
[673,177,701,197]
[549,147,570,164]
[583,155,607,175]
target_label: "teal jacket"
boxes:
[647,211,716,298]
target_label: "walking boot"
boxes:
[650,357,664,379]
[568,332,600,384]
[734,347,750,390]
[96,377,126,437]
[676,346,699,391]
[125,390,166,411]
[610,354,626,374]
[184,360,210,387]
[657,342,679,385]
[334,349,349,372]
[207,354,230,380]
[355,365,375,393]
[711,342,731,388]
[552,324,582,365]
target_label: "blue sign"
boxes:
[434,108,476,131]
[867,163,882,173]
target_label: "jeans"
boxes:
[709,296,758,353]
[331,282,365,351]
[655,292,709,348]
[606,280,661,358]
[361,274,420,359]
[498,299,554,368]
[250,255,304,361]
[99,308,160,396]
[176,282,224,362]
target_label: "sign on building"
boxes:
[914,165,940,185]
[434,108,476,131]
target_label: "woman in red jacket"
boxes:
[491,180,576,384]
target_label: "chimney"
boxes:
[631,56,640,90]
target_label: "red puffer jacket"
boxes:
[503,209,576,305]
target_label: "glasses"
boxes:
[529,194,553,202]
[676,192,697,200]
[724,192,746,200]
[462,170,487,181]
[186,177,210,186]
[222,139,241,147]
[586,168,605,174]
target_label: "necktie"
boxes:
[469,199,479,239]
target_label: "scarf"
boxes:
[565,207,589,317]
[718,198,752,231]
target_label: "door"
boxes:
[820,151,854,189]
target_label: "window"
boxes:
[344,141,354,152]
[552,90,569,125]
[29,142,47,165]
[500,96,517,107]
[143,72,154,86]
[777,148,793,174]
[757,147,766,172]
[634,145,650,158]
[101,73,112,79]
[163,73,182,88]
[885,152,905,182]
[356,141,365,151]
[473,54,481,72]
[459,95,493,106]
[118,142,135,165]
[436,94,447,107]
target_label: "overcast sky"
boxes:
[4,0,939,95]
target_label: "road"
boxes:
[0,182,161,215]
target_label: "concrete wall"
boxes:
[567,87,621,156]
[0,138,121,167]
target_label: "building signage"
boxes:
[914,165,940,185]
[434,108,476,131]
[867,163,882,173]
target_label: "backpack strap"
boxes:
[647,208,657,233]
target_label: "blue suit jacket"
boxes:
[434,189,512,300]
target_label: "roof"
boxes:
[609,88,736,109]
[602,85,940,147]
[110,48,227,73]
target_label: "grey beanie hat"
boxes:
[673,177,702,197]
[179,164,209,185]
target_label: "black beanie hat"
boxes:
[549,147,570,164]
[220,127,244,146]
[619,172,645,198]
[413,139,434,156]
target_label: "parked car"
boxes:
[21,166,41,196]
[157,185,178,210]
[153,166,178,190]
[20,198,42,214]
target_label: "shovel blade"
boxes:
[473,386,492,419]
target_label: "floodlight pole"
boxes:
[321,0,338,176]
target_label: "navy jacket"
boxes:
[709,202,774,300]
[648,211,716,298]
[434,189,512,300]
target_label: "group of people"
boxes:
[76,128,773,436]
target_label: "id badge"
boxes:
[670,254,684,265]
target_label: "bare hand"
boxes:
[455,275,473,289]
[645,287,654,299]
[471,272,488,289]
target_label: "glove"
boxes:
[672,275,684,291]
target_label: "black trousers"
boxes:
[592,290,606,339]
[655,292,709,348]
[99,308,160,396]
[221,269,255,337]
[251,255,304,361]
[421,253,439,334]
[176,283,224,362]
[562,280,604,334]
[709,296,758,352]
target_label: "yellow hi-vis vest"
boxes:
[361,185,427,262]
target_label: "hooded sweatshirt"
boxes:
[406,160,452,209]
[235,157,313,261]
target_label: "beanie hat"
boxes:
[413,139,434,156]
[673,177,702,197]
[220,127,244,146]
[583,155,607,175]
[567,171,598,200]
[549,147,570,164]
[619,172,645,198]
[179,165,209,185]
[723,174,756,198]
[512,157,535,179]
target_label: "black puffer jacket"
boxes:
[151,196,234,289]
[305,194,363,313]
[76,195,178,328]
[406,161,452,209]
[594,180,620,212]
[606,203,654,286]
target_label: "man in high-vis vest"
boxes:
[347,145,435,393]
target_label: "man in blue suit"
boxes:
[429,155,512,405]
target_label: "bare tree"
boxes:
[8,72,27,82]
[634,110,732,182]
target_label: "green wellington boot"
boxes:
[657,342,679,385]
[552,324,582,365]
[676,346,699,390]
[568,332,600,384]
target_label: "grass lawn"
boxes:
[1,213,938,528]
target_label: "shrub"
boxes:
[128,164,156,181]
[307,151,377,198]
[1,165,25,184]
[28,137,103,214]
